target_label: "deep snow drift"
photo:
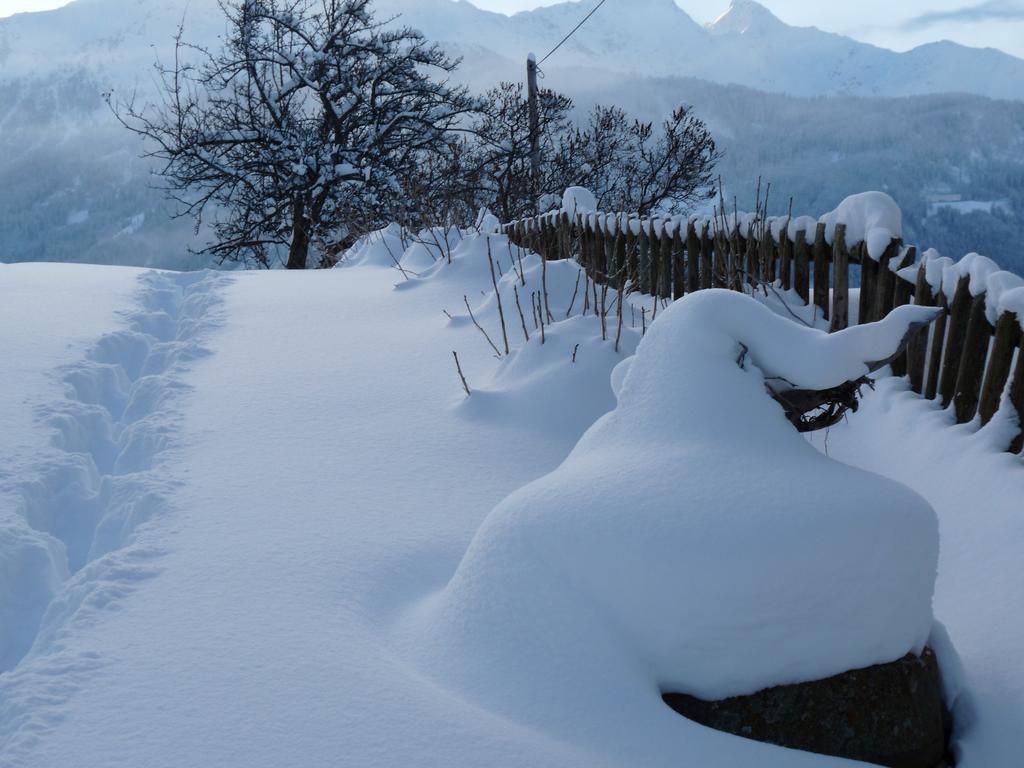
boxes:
[0,235,1020,767]
[397,292,947,765]
[415,293,943,697]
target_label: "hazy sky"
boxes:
[2,0,1023,57]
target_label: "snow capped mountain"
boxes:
[708,0,787,36]
[367,0,1024,100]
[3,0,1023,100]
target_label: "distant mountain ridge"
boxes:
[2,0,1024,100]
[0,0,1022,272]
[368,0,1024,101]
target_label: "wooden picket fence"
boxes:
[501,209,1024,454]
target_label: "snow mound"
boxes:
[562,186,597,215]
[475,209,502,234]
[341,223,407,268]
[415,291,941,713]
[459,314,639,438]
[820,192,902,260]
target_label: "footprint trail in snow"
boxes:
[0,270,228,762]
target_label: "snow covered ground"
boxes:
[1,239,1021,766]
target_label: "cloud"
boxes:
[902,0,1024,29]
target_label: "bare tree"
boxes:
[560,104,720,216]
[110,0,474,269]
[459,87,719,223]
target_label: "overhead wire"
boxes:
[537,0,609,66]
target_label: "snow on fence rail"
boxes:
[500,196,1024,454]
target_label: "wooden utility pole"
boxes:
[526,53,541,194]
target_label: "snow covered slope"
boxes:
[1,237,1022,766]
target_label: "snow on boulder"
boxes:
[820,192,902,260]
[562,186,597,216]
[416,290,942,712]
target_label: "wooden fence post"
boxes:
[581,217,589,274]
[730,225,744,292]
[746,232,760,290]
[778,227,792,291]
[812,223,830,322]
[889,249,918,378]
[648,221,661,297]
[626,223,638,288]
[938,276,973,408]
[700,223,713,290]
[598,219,608,278]
[953,293,994,423]
[979,312,1021,426]
[613,224,626,283]
[793,229,810,305]
[874,240,902,322]
[859,244,876,324]
[906,264,934,393]
[686,221,700,294]
[659,224,667,299]
[925,291,949,402]
[604,217,616,281]
[638,224,652,294]
[672,224,686,300]
[713,226,728,289]
[1009,333,1024,454]
[831,224,850,332]
[560,212,571,260]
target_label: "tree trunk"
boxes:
[287,196,311,270]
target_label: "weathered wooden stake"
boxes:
[672,225,686,300]
[1009,334,1024,454]
[626,225,638,288]
[647,221,660,297]
[831,224,850,332]
[687,221,700,294]
[953,293,994,423]
[659,224,674,299]
[873,240,901,322]
[979,312,1021,426]
[925,292,949,402]
[700,223,714,290]
[859,244,877,324]
[938,276,973,408]
[778,228,792,291]
[793,229,811,305]
[889,248,918,378]
[906,264,934,393]
[812,223,830,322]
[639,225,652,295]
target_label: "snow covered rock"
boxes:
[417,291,943,715]
[664,649,949,768]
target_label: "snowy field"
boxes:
[1,235,1022,766]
